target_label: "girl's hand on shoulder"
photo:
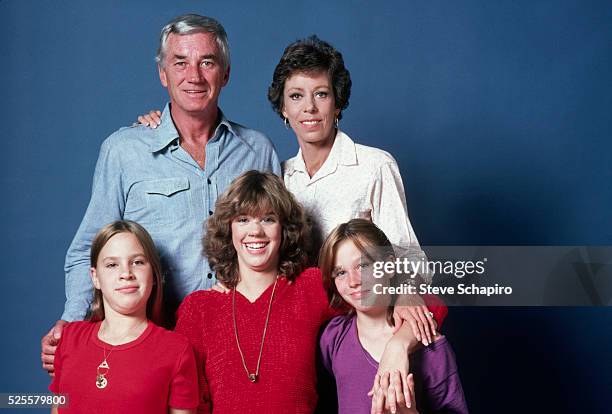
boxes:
[136,110,162,129]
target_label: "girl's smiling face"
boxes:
[332,239,376,311]
[231,212,282,275]
[90,232,153,319]
[333,238,394,313]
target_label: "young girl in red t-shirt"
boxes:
[50,220,199,414]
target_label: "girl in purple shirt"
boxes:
[318,219,468,414]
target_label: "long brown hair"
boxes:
[319,219,396,323]
[87,220,164,326]
[204,171,311,288]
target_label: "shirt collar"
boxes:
[217,110,237,138]
[148,103,236,153]
[334,130,358,166]
[286,129,357,178]
[285,148,307,175]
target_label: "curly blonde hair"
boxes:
[204,171,311,288]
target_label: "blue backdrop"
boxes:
[1,0,611,412]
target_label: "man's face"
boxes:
[158,32,229,117]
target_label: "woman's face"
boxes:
[90,232,153,318]
[282,70,340,148]
[231,212,282,276]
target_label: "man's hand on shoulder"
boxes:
[41,320,68,376]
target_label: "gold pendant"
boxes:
[248,373,257,383]
[96,359,110,389]
[96,374,108,389]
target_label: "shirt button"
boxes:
[207,178,212,185]
[207,273,213,279]
[208,210,213,216]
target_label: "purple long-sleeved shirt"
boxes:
[319,315,468,413]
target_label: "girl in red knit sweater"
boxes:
[50,221,199,414]
[175,171,443,414]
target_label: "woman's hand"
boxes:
[136,110,162,128]
[392,296,438,346]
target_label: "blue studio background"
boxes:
[2,0,611,412]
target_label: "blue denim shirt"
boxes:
[62,104,281,321]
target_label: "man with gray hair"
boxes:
[41,14,281,373]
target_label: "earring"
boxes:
[284,117,290,130]
[334,117,339,128]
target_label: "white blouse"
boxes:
[283,130,421,251]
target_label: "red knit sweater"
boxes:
[175,267,333,414]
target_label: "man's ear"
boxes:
[90,268,101,290]
[222,65,231,87]
[158,64,168,88]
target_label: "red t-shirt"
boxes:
[49,320,198,413]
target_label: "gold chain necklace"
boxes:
[232,276,279,383]
[95,320,147,389]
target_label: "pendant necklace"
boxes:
[96,348,112,389]
[95,320,147,389]
[232,275,279,383]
